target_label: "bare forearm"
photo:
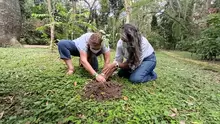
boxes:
[79,50,98,76]
[81,60,96,76]
[104,59,110,68]
[103,52,110,68]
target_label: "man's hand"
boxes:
[95,74,106,83]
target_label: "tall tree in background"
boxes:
[151,14,158,31]
[47,0,55,51]
[71,0,77,15]
[206,0,212,11]
[157,0,198,49]
[0,0,21,46]
[83,0,98,23]
[97,0,110,28]
[109,0,124,19]
[129,0,157,34]
[124,0,131,23]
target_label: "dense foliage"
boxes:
[18,0,220,60]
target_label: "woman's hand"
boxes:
[95,74,106,83]
[102,63,115,74]
[102,63,117,79]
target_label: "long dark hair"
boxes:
[121,24,142,67]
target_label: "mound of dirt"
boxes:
[83,81,122,101]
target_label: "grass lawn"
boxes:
[161,50,220,73]
[162,51,220,65]
[0,48,219,123]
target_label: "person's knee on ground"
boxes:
[151,71,157,80]
[129,75,143,83]
[129,71,157,83]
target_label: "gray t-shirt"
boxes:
[114,36,154,68]
[73,33,110,53]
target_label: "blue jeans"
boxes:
[57,40,99,71]
[118,52,157,83]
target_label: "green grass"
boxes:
[0,48,220,124]
[164,50,220,65]
[161,50,220,73]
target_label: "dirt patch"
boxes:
[23,45,49,48]
[0,94,23,119]
[202,68,218,73]
[83,81,123,101]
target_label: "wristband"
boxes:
[94,72,98,78]
[115,62,119,68]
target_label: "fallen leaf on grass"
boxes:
[74,82,77,86]
[171,108,178,114]
[180,120,185,124]
[169,113,176,117]
[24,92,31,96]
[8,96,14,103]
[169,108,178,117]
[57,121,63,124]
[191,122,201,124]
[78,114,86,119]
[123,96,128,101]
[25,121,30,124]
[145,87,155,94]
[186,101,194,106]
[0,111,4,119]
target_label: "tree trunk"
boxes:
[72,0,76,15]
[124,0,130,23]
[206,0,211,11]
[83,0,97,31]
[0,0,21,47]
[47,0,55,51]
[71,0,76,39]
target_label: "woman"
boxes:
[58,32,110,83]
[103,24,157,83]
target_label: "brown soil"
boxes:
[83,80,122,101]
[23,45,49,48]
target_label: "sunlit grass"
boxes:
[0,48,219,123]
